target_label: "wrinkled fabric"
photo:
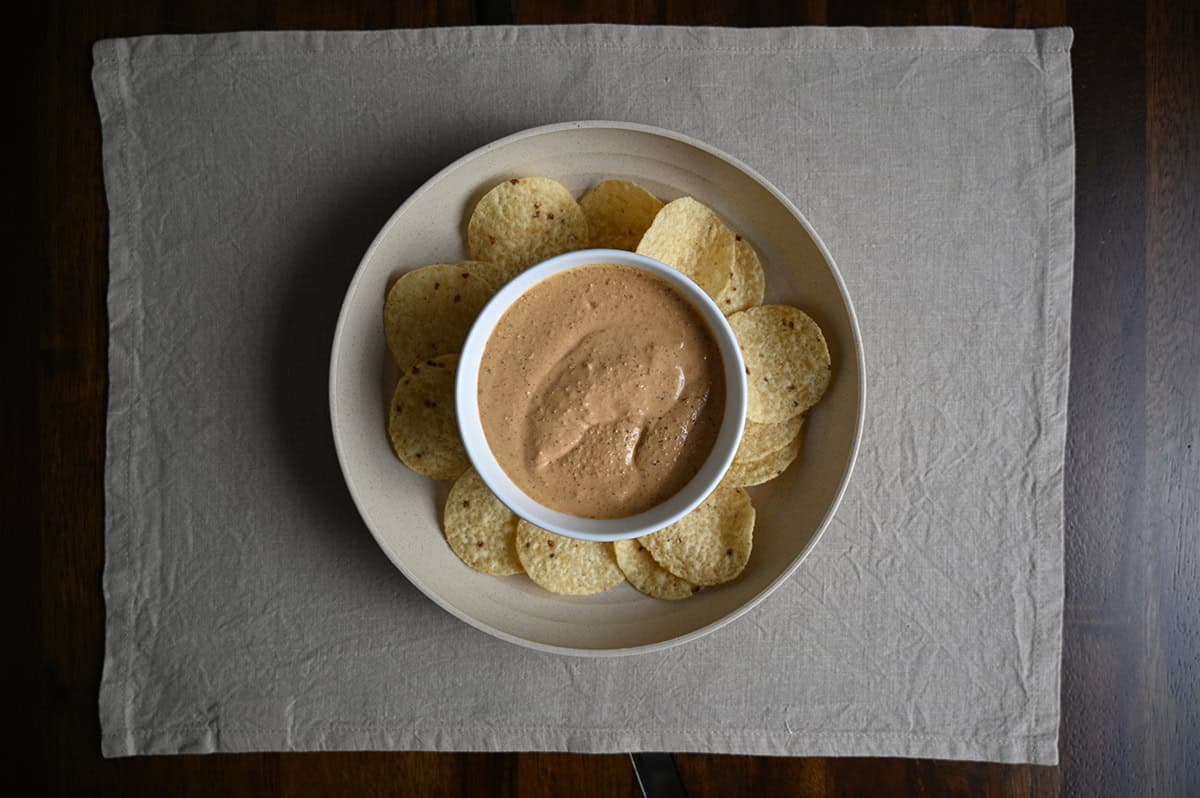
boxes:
[93,25,1073,763]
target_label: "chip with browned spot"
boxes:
[715,237,766,315]
[641,487,754,586]
[443,468,522,575]
[387,353,469,480]
[515,520,625,595]
[614,538,698,600]
[384,261,502,372]
[729,305,831,423]
[467,177,588,281]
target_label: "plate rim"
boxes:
[329,120,867,657]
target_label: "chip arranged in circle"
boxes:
[515,520,625,595]
[387,353,469,480]
[379,172,839,604]
[641,487,755,586]
[636,196,734,301]
[443,468,522,575]
[579,179,665,251]
[723,425,804,488]
[729,305,831,423]
[716,238,766,315]
[467,177,588,281]
[614,538,697,600]
[384,261,501,372]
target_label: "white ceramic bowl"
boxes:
[330,121,864,655]
[456,249,748,542]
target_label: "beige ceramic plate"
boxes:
[330,122,864,656]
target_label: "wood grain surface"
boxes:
[30,0,1198,795]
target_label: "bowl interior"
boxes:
[330,122,863,655]
[455,249,748,542]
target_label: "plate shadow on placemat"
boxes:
[265,133,511,595]
[267,119,638,595]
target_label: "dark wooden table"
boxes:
[30,0,1198,795]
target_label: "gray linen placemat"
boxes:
[94,25,1073,763]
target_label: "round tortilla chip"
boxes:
[467,177,588,281]
[387,354,469,480]
[579,179,664,251]
[443,469,522,575]
[641,487,755,586]
[732,415,805,467]
[715,237,766,315]
[384,261,501,372]
[635,196,734,301]
[515,520,624,596]
[729,305,832,423]
[724,425,804,488]
[614,538,698,600]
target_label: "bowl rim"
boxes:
[455,249,748,542]
[329,120,866,657]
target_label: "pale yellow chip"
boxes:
[384,261,502,372]
[641,487,755,586]
[729,305,832,423]
[467,177,588,281]
[515,520,625,595]
[635,196,734,301]
[723,425,804,488]
[715,237,766,315]
[579,179,665,251]
[387,354,469,480]
[443,469,522,575]
[732,415,805,466]
[613,539,698,600]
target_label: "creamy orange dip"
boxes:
[478,264,725,519]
